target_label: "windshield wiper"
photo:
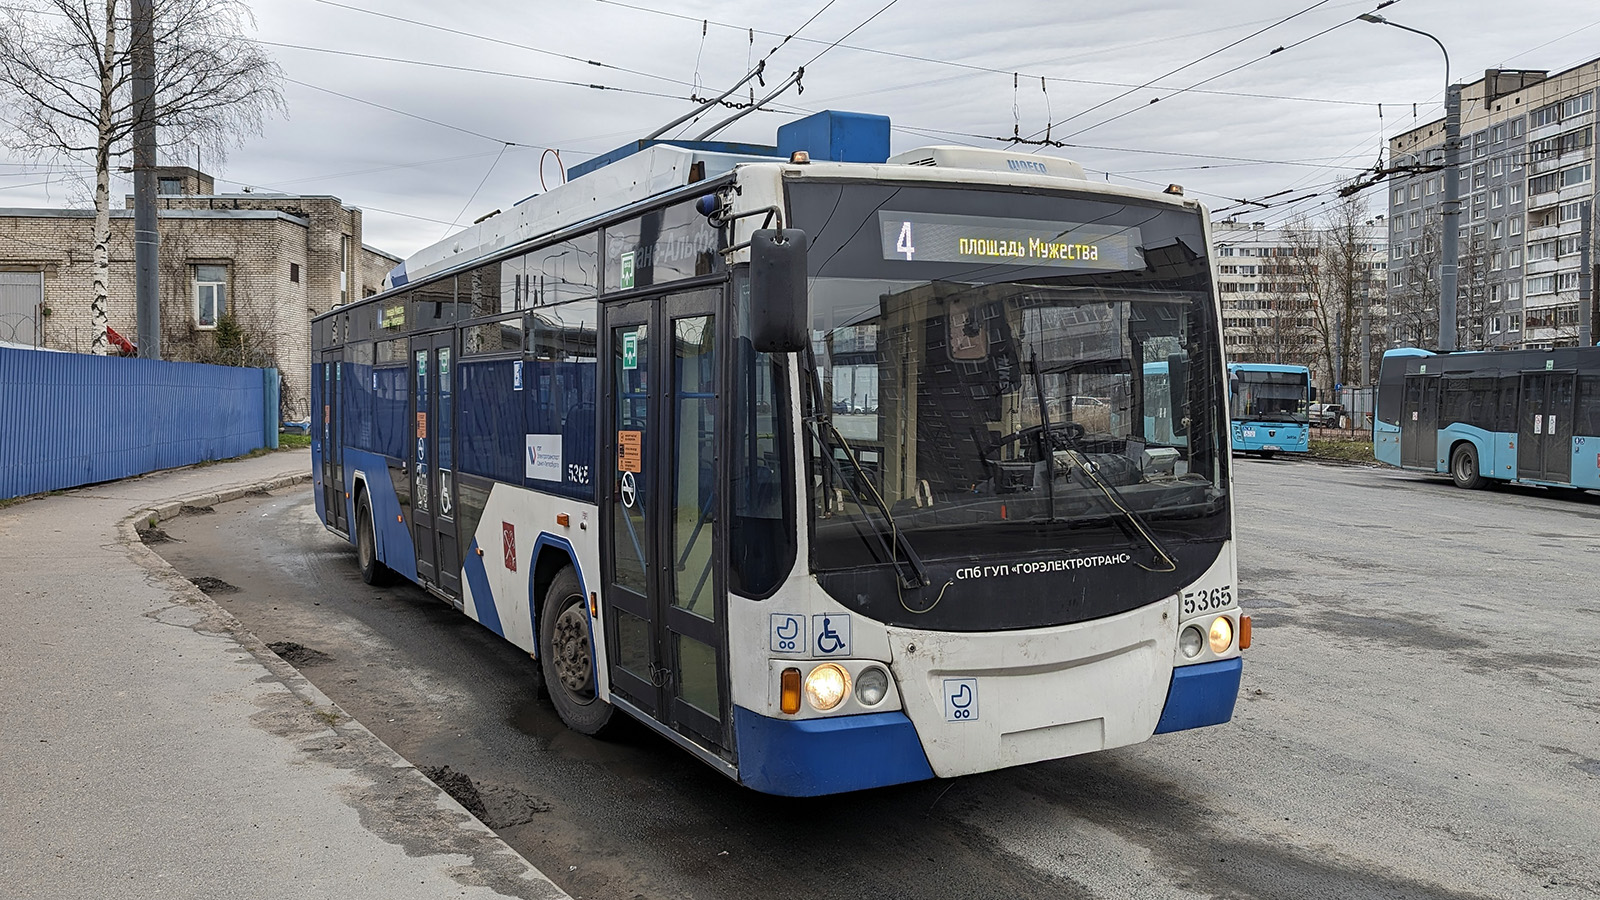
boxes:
[1056,449,1177,573]
[806,416,929,588]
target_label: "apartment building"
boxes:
[1387,59,1598,349]
[1213,219,1388,392]
[0,167,399,419]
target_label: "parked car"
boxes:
[1309,403,1345,428]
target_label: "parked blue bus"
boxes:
[1228,363,1311,457]
[1375,346,1600,492]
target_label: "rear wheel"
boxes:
[539,567,614,736]
[1450,444,1487,489]
[356,497,394,585]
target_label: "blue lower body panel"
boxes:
[1153,657,1243,734]
[733,707,935,796]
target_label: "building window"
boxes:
[1409,183,1421,200]
[290,262,300,283]
[1391,245,1404,261]
[158,177,182,195]
[1492,252,1504,271]
[340,235,351,304]
[1559,202,1583,224]
[1509,248,1523,268]
[1491,221,1504,239]
[1558,271,1579,291]
[1492,124,1507,143]
[194,264,227,328]
[1509,184,1523,205]
[1425,177,1437,195]
[1508,280,1522,300]
[1561,94,1594,119]
[1393,188,1406,206]
[1528,275,1555,295]
[1491,189,1504,209]
[1509,117,1524,138]
[1490,316,1503,334]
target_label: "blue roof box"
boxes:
[777,110,891,163]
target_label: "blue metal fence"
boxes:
[0,346,275,499]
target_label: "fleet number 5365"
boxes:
[1182,585,1233,616]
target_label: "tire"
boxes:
[1450,444,1487,490]
[356,496,394,585]
[539,567,614,736]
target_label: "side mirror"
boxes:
[749,229,809,353]
[1308,385,1319,402]
[1166,353,1189,437]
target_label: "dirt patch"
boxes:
[137,526,178,544]
[180,504,215,515]
[421,764,488,821]
[266,640,334,667]
[188,575,238,594]
[244,487,272,497]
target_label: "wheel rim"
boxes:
[358,515,373,569]
[551,600,594,702]
[1455,452,1472,481]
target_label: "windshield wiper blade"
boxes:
[807,417,929,588]
[1056,449,1177,573]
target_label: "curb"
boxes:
[117,472,571,900]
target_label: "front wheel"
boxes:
[539,567,615,736]
[1450,444,1487,489]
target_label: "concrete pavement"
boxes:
[0,450,569,900]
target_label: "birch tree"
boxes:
[0,0,282,354]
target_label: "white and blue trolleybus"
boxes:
[311,110,1248,796]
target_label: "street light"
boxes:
[1361,13,1460,352]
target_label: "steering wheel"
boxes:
[986,421,1086,462]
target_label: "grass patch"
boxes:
[1310,438,1377,464]
[277,432,312,450]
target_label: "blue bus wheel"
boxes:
[1450,444,1486,490]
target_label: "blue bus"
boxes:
[310,110,1247,796]
[1228,363,1312,457]
[1375,346,1600,492]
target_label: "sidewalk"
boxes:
[0,451,569,900]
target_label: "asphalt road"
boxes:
[155,459,1600,900]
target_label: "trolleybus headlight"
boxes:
[1209,616,1234,654]
[856,666,890,706]
[1180,625,1205,659]
[804,664,851,711]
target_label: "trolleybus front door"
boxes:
[411,330,461,597]
[1402,374,1439,469]
[602,288,729,755]
[1518,371,1575,484]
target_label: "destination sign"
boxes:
[877,211,1139,271]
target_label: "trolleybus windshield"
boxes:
[788,181,1228,629]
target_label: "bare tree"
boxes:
[0,0,282,354]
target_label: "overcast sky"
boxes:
[4,0,1598,258]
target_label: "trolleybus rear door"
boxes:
[1402,374,1439,469]
[318,349,347,534]
[411,329,461,597]
[1518,371,1575,484]
[601,289,729,754]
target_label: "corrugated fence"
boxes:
[0,346,277,499]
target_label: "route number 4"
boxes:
[896,221,915,260]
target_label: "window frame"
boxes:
[193,263,228,330]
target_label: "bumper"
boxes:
[1153,657,1242,733]
[734,707,935,796]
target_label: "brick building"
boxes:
[0,166,399,419]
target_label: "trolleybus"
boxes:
[1375,345,1600,492]
[1228,362,1312,457]
[310,110,1247,795]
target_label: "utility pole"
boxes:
[133,0,159,360]
[1439,83,1461,352]
[1361,264,1373,385]
[1580,199,1592,347]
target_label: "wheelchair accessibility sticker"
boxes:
[944,678,979,722]
[812,614,851,657]
[769,614,806,653]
